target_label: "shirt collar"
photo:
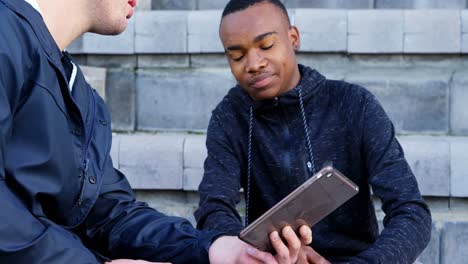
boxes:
[24,0,42,14]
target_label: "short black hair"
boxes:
[221,0,290,25]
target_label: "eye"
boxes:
[231,55,244,62]
[261,43,274,50]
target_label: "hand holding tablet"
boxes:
[239,166,359,253]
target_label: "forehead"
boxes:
[219,3,289,44]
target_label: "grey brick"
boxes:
[184,168,204,191]
[190,54,229,68]
[136,69,235,131]
[348,10,403,53]
[119,134,184,190]
[415,224,441,264]
[135,0,152,11]
[462,11,468,53]
[183,135,207,190]
[68,19,135,54]
[188,11,224,53]
[450,198,468,210]
[346,69,450,133]
[404,10,461,53]
[184,135,207,169]
[399,136,450,196]
[450,138,468,197]
[283,0,373,9]
[197,0,229,9]
[87,55,137,69]
[110,134,120,169]
[135,11,187,53]
[376,0,466,9]
[296,54,350,76]
[442,222,468,264]
[81,66,106,100]
[106,69,136,131]
[138,55,190,68]
[294,9,347,52]
[451,70,468,135]
[152,0,196,10]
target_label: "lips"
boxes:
[127,0,137,19]
[249,73,274,89]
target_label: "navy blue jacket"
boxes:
[195,65,432,263]
[0,0,220,263]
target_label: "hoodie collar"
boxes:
[235,64,326,111]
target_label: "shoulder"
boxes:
[320,78,376,112]
[0,4,40,73]
[0,4,37,50]
[211,86,247,120]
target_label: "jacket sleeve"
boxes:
[194,113,245,235]
[0,53,99,264]
[82,144,223,263]
[349,92,432,264]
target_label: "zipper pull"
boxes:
[77,158,90,206]
[83,158,89,172]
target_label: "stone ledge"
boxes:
[345,68,451,134]
[68,9,468,55]
[81,66,106,100]
[132,67,456,133]
[110,133,468,197]
[68,19,135,54]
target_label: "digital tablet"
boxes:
[238,165,359,253]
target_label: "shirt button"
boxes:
[89,176,96,184]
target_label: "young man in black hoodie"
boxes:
[195,0,432,263]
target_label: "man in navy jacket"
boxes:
[195,0,432,263]
[0,0,312,263]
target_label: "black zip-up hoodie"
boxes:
[195,65,431,263]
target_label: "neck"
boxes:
[36,0,91,51]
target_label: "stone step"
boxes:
[110,133,468,198]
[133,67,468,134]
[79,61,468,135]
[68,9,468,55]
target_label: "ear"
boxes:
[288,25,301,52]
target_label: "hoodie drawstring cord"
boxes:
[298,87,316,176]
[244,87,316,226]
[245,105,253,226]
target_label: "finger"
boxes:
[246,246,278,264]
[270,231,290,263]
[299,225,313,245]
[281,226,301,260]
[296,249,308,264]
[305,247,329,264]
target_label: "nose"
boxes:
[245,50,267,73]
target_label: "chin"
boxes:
[91,20,127,36]
[249,88,280,101]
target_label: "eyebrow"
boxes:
[225,31,278,52]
